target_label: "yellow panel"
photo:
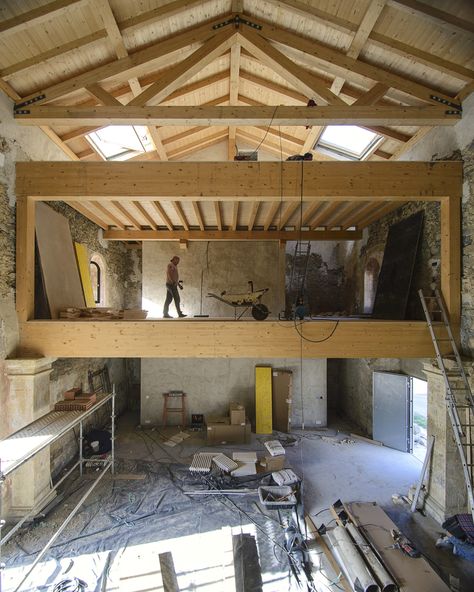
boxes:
[255,366,272,434]
[74,242,95,307]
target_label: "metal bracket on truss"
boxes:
[212,14,262,30]
[14,109,30,115]
[430,95,462,113]
[14,94,46,112]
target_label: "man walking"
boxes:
[163,255,186,318]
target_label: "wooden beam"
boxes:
[441,194,461,328]
[111,201,142,229]
[248,202,260,230]
[356,202,404,228]
[85,83,122,106]
[192,201,205,230]
[330,0,387,96]
[248,12,460,107]
[96,0,129,59]
[67,201,109,229]
[228,42,241,160]
[0,0,85,36]
[128,29,236,106]
[102,229,362,241]
[93,201,126,229]
[278,202,301,229]
[167,130,227,160]
[238,29,346,106]
[147,126,168,161]
[16,196,35,322]
[132,201,158,230]
[16,105,460,126]
[16,161,462,200]
[18,319,446,359]
[263,202,281,230]
[214,202,222,230]
[310,202,342,228]
[39,126,80,160]
[151,201,174,230]
[173,202,190,230]
[353,83,390,106]
[302,202,324,226]
[15,15,228,106]
[231,202,239,231]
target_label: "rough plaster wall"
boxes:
[0,92,140,474]
[331,94,474,433]
[142,241,283,318]
[141,357,327,429]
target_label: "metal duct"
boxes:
[326,526,380,592]
[346,523,397,592]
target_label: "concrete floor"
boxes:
[3,412,474,591]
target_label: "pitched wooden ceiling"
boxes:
[1,0,473,238]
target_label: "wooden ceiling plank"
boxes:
[103,229,362,241]
[167,130,228,159]
[214,202,222,230]
[1,31,107,80]
[93,201,126,229]
[20,105,458,126]
[248,202,260,230]
[118,0,205,33]
[151,201,174,230]
[268,0,474,81]
[16,16,227,106]
[0,0,86,36]
[112,201,142,229]
[132,201,158,230]
[128,29,236,107]
[388,0,474,35]
[330,0,387,96]
[173,202,190,231]
[278,202,301,230]
[249,13,460,106]
[232,202,239,231]
[67,200,109,230]
[264,202,281,230]
[238,29,346,106]
[192,201,205,230]
[39,126,79,160]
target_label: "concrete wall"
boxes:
[142,241,284,318]
[141,357,327,429]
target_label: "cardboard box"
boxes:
[260,455,285,471]
[230,402,246,425]
[206,418,251,445]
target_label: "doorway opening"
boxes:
[412,377,428,461]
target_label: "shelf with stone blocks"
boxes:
[0,392,113,477]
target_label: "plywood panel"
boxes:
[35,202,85,319]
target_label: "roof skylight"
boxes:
[86,125,154,161]
[316,125,382,160]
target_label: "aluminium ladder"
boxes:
[419,288,474,519]
[289,241,311,300]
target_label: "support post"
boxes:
[111,385,116,475]
[16,195,35,322]
[440,194,461,334]
[79,421,83,477]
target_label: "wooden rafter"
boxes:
[92,201,126,229]
[111,201,142,229]
[228,42,241,160]
[232,202,239,231]
[192,202,205,230]
[173,202,190,230]
[150,201,173,230]
[214,202,222,230]
[248,202,260,230]
[132,202,158,230]
[278,202,301,229]
[167,130,228,160]
[66,200,108,229]
[310,202,342,228]
[263,202,281,230]
[0,0,86,36]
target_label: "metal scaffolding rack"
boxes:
[0,385,116,592]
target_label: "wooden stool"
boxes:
[162,392,186,427]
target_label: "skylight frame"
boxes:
[315,125,383,161]
[86,125,154,161]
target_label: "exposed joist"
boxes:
[232,202,239,231]
[357,201,406,228]
[278,202,301,230]
[102,229,363,241]
[17,105,460,126]
[248,202,260,230]
[66,201,108,230]
[93,201,126,229]
[302,202,324,226]
[111,201,142,229]
[131,202,158,230]
[150,201,174,230]
[173,202,190,230]
[39,126,80,160]
[263,202,281,230]
[310,202,342,228]
[192,201,205,230]
[214,202,222,230]
[16,161,462,200]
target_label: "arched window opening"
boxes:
[89,254,106,306]
[364,257,380,314]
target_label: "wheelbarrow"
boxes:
[207,281,270,320]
